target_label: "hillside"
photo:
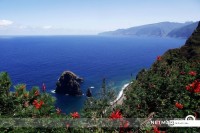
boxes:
[121,21,200,132]
[167,22,199,38]
[99,21,195,38]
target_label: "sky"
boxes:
[0,0,199,35]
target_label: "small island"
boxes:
[55,71,83,96]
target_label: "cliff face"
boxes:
[122,21,200,129]
[55,71,83,95]
[185,22,200,46]
[179,22,200,59]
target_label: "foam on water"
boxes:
[110,82,131,105]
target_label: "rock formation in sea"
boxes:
[55,71,83,95]
[86,88,92,97]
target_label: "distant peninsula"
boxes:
[99,21,198,39]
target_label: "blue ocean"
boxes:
[0,35,185,113]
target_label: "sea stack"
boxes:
[86,88,92,97]
[55,71,83,95]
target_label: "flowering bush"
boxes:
[185,80,200,93]
[0,72,122,132]
[0,72,69,132]
[122,41,200,132]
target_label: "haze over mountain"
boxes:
[99,21,198,38]
[167,22,199,38]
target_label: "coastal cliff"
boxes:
[55,71,83,95]
[121,21,200,131]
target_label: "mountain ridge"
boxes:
[99,21,197,38]
[167,22,199,38]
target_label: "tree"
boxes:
[0,72,11,96]
[102,78,106,95]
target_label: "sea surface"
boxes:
[0,35,185,113]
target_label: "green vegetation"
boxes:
[0,73,124,133]
[0,72,68,132]
[120,22,200,132]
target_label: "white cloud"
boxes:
[42,25,52,29]
[19,25,27,29]
[0,20,13,26]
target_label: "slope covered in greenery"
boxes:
[121,21,200,132]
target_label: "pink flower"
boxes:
[42,83,46,92]
[122,120,129,128]
[24,101,29,107]
[119,120,130,133]
[66,123,70,128]
[56,108,62,114]
[188,71,197,76]
[157,56,162,61]
[180,71,185,75]
[34,90,40,96]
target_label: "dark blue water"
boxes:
[0,35,185,113]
